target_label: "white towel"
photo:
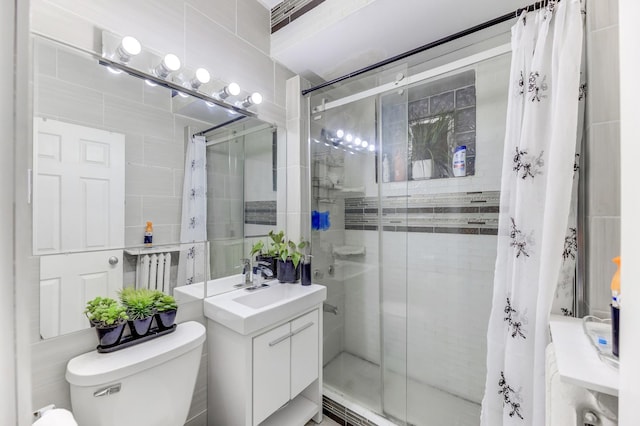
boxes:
[33,409,78,426]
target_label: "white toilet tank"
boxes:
[66,321,206,426]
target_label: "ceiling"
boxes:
[271,0,532,84]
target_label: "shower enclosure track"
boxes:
[301,0,558,96]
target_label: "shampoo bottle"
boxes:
[611,256,621,357]
[144,221,153,248]
[453,145,466,177]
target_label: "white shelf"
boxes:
[549,315,619,396]
[124,244,182,256]
[260,394,319,426]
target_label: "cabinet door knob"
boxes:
[108,256,119,265]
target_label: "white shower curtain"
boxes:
[177,134,208,287]
[481,1,583,425]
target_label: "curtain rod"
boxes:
[301,0,553,96]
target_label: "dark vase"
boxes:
[128,316,153,337]
[256,254,277,277]
[95,322,126,347]
[155,309,178,330]
[277,259,300,283]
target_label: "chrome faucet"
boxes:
[240,258,252,285]
[246,261,274,291]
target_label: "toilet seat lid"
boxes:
[65,321,205,387]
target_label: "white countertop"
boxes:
[549,315,618,396]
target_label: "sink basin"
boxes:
[174,274,246,303]
[204,283,327,335]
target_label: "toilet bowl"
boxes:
[65,321,206,426]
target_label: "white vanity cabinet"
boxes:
[253,309,319,424]
[208,305,323,426]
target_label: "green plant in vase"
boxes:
[153,291,178,330]
[84,297,128,347]
[119,287,156,337]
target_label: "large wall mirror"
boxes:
[32,35,283,340]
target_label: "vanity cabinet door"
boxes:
[290,309,319,397]
[253,322,291,425]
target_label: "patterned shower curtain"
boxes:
[481,1,584,425]
[177,134,208,287]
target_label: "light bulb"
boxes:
[355,137,361,146]
[154,53,181,78]
[227,82,241,96]
[346,134,353,142]
[250,92,263,105]
[190,68,210,89]
[116,36,141,63]
[216,82,241,99]
[368,144,375,152]
[336,129,344,138]
[361,140,369,148]
[240,92,263,107]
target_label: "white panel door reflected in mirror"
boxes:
[34,117,125,338]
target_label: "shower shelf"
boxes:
[549,315,618,396]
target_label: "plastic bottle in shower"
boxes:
[144,221,153,248]
[382,154,390,183]
[453,145,466,177]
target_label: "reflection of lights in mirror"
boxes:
[115,36,141,63]
[336,129,344,138]
[154,53,181,78]
[362,140,369,148]
[345,133,353,142]
[107,66,123,74]
[354,137,361,146]
[189,68,210,89]
[215,82,241,100]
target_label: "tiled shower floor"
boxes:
[323,352,481,426]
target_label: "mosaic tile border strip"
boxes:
[244,200,276,225]
[344,191,499,235]
[323,395,379,426]
[271,0,326,33]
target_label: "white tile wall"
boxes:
[585,0,621,316]
[28,1,293,423]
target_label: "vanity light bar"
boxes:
[102,31,262,113]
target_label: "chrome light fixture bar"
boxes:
[100,31,256,117]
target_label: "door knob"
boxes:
[108,256,119,265]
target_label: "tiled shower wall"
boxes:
[585,0,621,318]
[27,1,294,424]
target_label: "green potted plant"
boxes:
[271,233,307,283]
[153,291,178,330]
[84,297,129,347]
[409,113,453,179]
[119,287,156,337]
[249,236,277,277]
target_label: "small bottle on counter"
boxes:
[144,221,153,248]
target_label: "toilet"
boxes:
[65,321,206,426]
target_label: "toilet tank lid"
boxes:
[65,321,206,387]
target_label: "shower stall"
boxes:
[308,43,512,425]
